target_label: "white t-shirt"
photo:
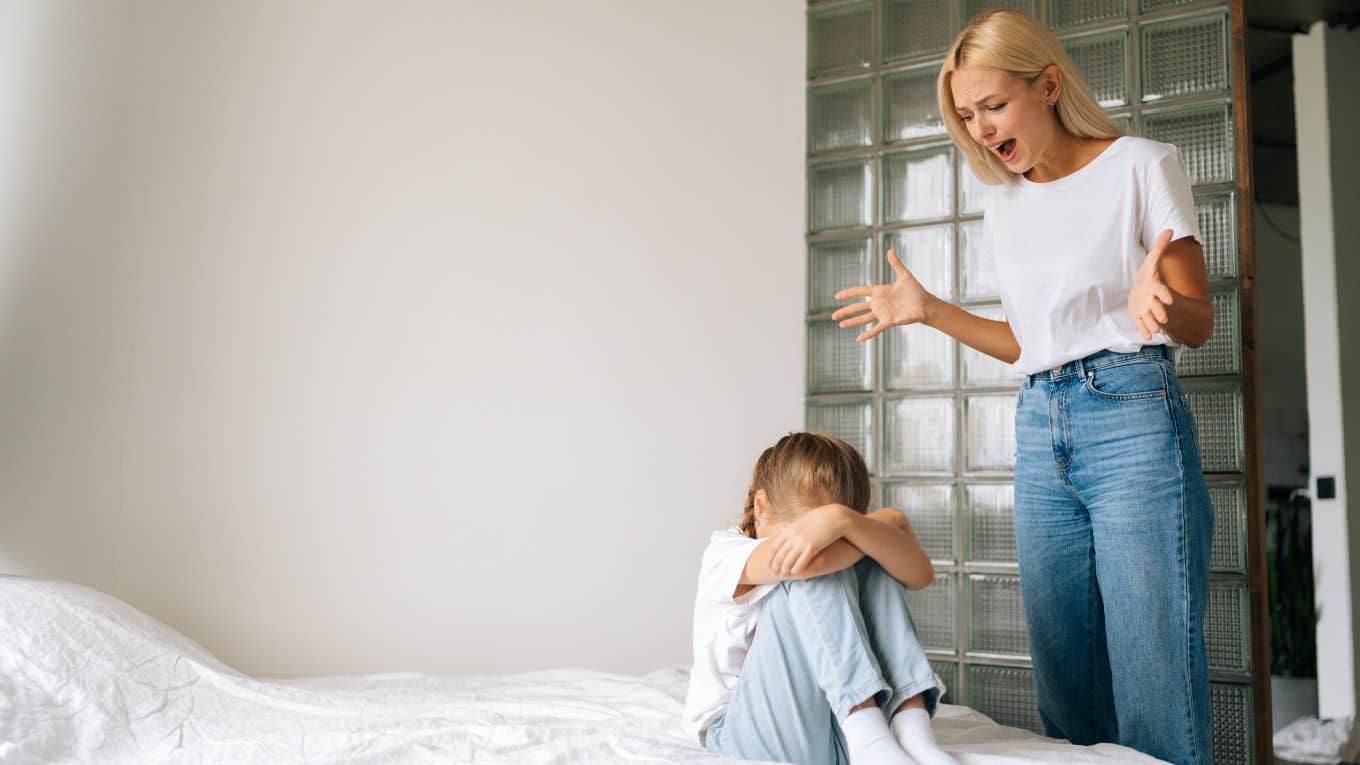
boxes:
[682,527,776,746]
[980,135,1204,376]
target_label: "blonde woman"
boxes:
[833,10,1215,764]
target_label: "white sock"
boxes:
[841,706,917,765]
[890,707,957,765]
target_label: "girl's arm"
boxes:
[833,249,1020,364]
[761,505,935,591]
[734,509,907,597]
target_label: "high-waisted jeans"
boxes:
[705,559,941,765]
[1015,345,1213,764]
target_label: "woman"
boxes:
[833,10,1215,765]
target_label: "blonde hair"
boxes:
[738,432,871,538]
[936,9,1122,186]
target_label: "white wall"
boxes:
[1293,19,1360,719]
[0,1,806,677]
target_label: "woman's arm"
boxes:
[1129,230,1213,347]
[833,249,1020,364]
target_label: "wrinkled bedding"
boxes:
[0,576,1165,764]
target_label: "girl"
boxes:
[683,432,957,765]
[833,10,1215,764]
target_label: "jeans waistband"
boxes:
[1028,345,1172,382]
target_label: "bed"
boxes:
[0,576,1167,764]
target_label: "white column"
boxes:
[1292,19,1358,720]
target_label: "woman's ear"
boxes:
[1039,63,1063,105]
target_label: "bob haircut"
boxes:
[936,9,1123,186]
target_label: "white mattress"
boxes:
[0,576,1166,764]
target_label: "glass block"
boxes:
[966,664,1043,734]
[965,394,1017,473]
[965,483,1017,564]
[1140,0,1198,11]
[962,305,1024,388]
[906,571,957,651]
[1140,12,1229,102]
[1141,102,1234,186]
[929,660,958,704]
[1208,481,1248,574]
[1112,113,1133,135]
[963,0,1037,21]
[808,320,872,393]
[959,219,999,302]
[884,146,954,224]
[884,323,955,390]
[1183,383,1244,472]
[883,396,955,474]
[884,0,952,62]
[1196,192,1238,279]
[1211,682,1254,765]
[884,482,955,562]
[884,64,946,142]
[883,223,954,300]
[1205,580,1251,673]
[809,238,873,315]
[1048,0,1127,30]
[961,159,989,215]
[967,573,1029,657]
[809,159,874,233]
[1176,290,1240,376]
[809,78,874,155]
[1061,29,1129,108]
[808,2,873,79]
[807,399,874,472]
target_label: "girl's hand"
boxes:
[1128,229,1176,341]
[767,505,851,578]
[832,249,936,342]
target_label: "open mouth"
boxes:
[993,138,1017,163]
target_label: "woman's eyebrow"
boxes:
[955,94,1003,112]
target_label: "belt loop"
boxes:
[1075,355,1087,379]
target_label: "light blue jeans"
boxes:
[705,559,940,765]
[1015,345,1213,764]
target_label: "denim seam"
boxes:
[1166,367,1202,765]
[1087,542,1098,738]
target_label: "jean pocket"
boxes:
[1082,360,1170,401]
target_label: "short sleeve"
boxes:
[698,529,773,606]
[1140,145,1203,250]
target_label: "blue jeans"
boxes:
[705,559,941,765]
[1014,345,1213,764]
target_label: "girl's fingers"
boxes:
[834,285,873,300]
[857,322,887,342]
[1154,282,1175,306]
[839,312,875,329]
[1134,314,1150,341]
[790,548,813,575]
[832,301,872,321]
[1142,310,1163,336]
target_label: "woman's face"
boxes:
[950,64,1060,175]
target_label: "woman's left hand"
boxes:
[767,505,851,578]
[1128,229,1176,340]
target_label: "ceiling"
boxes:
[1244,0,1360,204]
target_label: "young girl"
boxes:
[683,432,956,765]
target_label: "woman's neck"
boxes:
[1023,133,1116,184]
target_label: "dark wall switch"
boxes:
[1318,476,1337,499]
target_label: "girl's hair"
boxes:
[936,9,1123,187]
[738,432,871,538]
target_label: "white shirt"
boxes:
[682,527,776,746]
[981,135,1204,376]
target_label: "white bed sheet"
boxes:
[0,577,1166,764]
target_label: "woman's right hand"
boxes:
[831,249,935,341]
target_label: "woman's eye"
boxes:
[987,103,1006,111]
[961,114,972,122]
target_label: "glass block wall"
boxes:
[804,1,1261,762]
